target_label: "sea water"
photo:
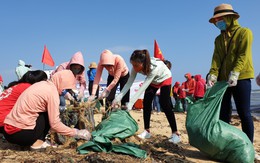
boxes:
[232,89,260,118]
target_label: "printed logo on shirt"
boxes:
[0,87,13,100]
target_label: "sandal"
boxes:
[30,140,57,151]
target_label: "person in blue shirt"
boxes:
[87,62,99,99]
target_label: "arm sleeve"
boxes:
[106,57,125,91]
[47,95,76,137]
[233,29,253,72]
[115,68,136,100]
[127,68,157,109]
[78,72,87,93]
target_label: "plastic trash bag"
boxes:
[186,81,255,163]
[173,99,183,112]
[77,109,147,158]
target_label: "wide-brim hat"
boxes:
[89,62,97,69]
[209,4,240,23]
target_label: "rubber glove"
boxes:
[74,129,91,140]
[124,102,133,111]
[206,74,217,88]
[87,95,96,102]
[77,91,84,101]
[64,92,73,101]
[182,89,189,92]
[112,94,123,108]
[228,71,240,87]
[112,102,121,109]
[100,88,110,99]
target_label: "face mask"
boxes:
[71,68,81,75]
[215,20,227,31]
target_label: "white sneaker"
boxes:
[137,130,151,139]
[169,133,181,144]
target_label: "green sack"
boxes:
[77,109,147,158]
[95,100,102,111]
[174,99,183,112]
[112,143,147,158]
[185,95,194,104]
[186,81,255,163]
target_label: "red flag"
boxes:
[154,40,164,60]
[41,45,55,67]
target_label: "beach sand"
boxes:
[127,109,260,162]
[0,108,259,163]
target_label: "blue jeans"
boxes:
[60,95,66,107]
[153,95,161,112]
[60,90,67,109]
[220,79,254,142]
[180,98,187,112]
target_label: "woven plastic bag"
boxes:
[77,109,147,158]
[186,81,255,163]
[173,99,183,112]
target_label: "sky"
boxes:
[0,1,260,90]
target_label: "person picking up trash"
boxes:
[3,70,91,151]
[112,49,181,144]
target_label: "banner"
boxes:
[84,81,144,99]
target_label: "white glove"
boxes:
[77,91,84,100]
[100,89,110,99]
[207,74,217,88]
[112,94,122,108]
[64,92,73,101]
[182,89,189,92]
[74,129,91,140]
[228,71,239,87]
[112,98,121,108]
[123,102,133,111]
[87,95,96,102]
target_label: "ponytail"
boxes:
[130,49,151,75]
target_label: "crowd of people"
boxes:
[0,3,259,161]
[168,73,206,113]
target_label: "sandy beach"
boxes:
[0,108,259,163]
[127,109,260,162]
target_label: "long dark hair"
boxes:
[130,49,151,75]
[7,70,48,88]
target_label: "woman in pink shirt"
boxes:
[0,70,48,133]
[51,51,86,109]
[88,50,130,110]
[3,70,91,150]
